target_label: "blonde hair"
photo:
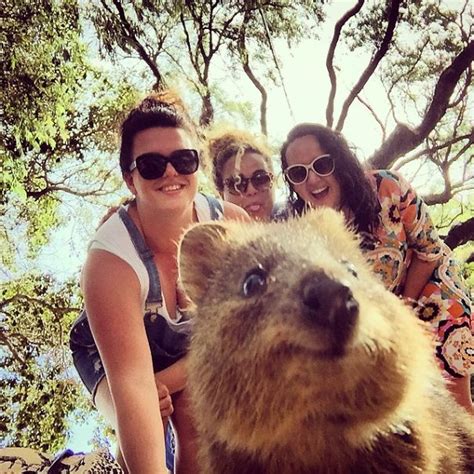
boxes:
[203,125,274,192]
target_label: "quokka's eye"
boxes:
[341,259,358,278]
[242,265,268,297]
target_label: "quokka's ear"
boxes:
[178,221,230,304]
[302,207,345,231]
[302,207,361,253]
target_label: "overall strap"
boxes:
[204,194,224,221]
[118,207,162,304]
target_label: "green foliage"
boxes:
[456,243,474,290]
[87,0,324,124]
[1,0,141,268]
[0,273,88,451]
[1,0,142,451]
[429,197,473,289]
[1,0,86,189]
[345,1,471,99]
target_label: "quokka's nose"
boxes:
[301,271,359,342]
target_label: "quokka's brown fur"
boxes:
[178,208,474,474]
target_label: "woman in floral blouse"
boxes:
[279,123,473,412]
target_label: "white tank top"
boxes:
[88,193,223,320]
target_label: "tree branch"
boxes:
[238,9,268,134]
[370,40,474,168]
[335,0,401,131]
[109,0,165,89]
[325,0,365,128]
[356,94,386,141]
[423,181,474,205]
[1,293,80,314]
[443,216,474,249]
[0,331,27,367]
[393,132,472,169]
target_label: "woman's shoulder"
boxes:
[195,192,250,222]
[222,201,251,222]
[93,210,125,243]
[366,169,406,197]
[366,169,403,184]
[90,209,139,262]
[195,192,224,221]
[87,208,148,302]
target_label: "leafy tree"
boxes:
[324,0,473,244]
[87,0,323,129]
[1,0,139,266]
[1,0,138,452]
[0,274,87,451]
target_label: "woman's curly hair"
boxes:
[203,125,274,193]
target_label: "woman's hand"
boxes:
[157,381,174,418]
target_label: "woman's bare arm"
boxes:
[402,254,438,300]
[83,249,168,474]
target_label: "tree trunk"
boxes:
[369,41,474,169]
[199,91,214,127]
[443,216,474,250]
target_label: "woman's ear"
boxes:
[123,172,136,196]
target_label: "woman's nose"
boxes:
[244,180,258,195]
[163,162,178,177]
[307,168,322,184]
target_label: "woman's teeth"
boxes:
[311,186,328,197]
[161,184,182,192]
[246,204,262,213]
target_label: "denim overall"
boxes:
[69,194,223,471]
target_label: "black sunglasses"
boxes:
[129,149,199,180]
[223,170,274,196]
[284,154,335,185]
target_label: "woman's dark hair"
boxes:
[280,123,380,233]
[119,91,196,175]
[204,127,273,193]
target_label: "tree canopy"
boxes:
[1,0,472,453]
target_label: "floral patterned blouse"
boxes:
[363,170,473,379]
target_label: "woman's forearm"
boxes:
[113,379,168,473]
[448,376,473,414]
[156,357,188,394]
[402,254,438,300]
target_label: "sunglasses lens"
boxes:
[313,155,334,176]
[134,150,199,180]
[235,179,248,194]
[170,149,199,175]
[135,154,167,180]
[286,166,308,185]
[251,171,273,191]
[224,176,241,195]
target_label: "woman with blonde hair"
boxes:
[204,126,286,221]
